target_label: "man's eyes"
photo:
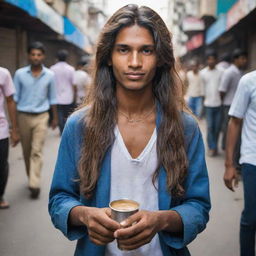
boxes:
[142,49,154,55]
[118,48,129,54]
[116,48,154,55]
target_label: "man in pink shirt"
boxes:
[0,67,19,209]
[50,49,75,134]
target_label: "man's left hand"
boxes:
[114,210,161,250]
[51,118,58,130]
[10,129,20,147]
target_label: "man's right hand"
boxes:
[224,165,239,191]
[70,206,120,246]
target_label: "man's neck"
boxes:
[233,63,241,70]
[31,65,43,77]
[116,87,155,115]
[31,64,42,71]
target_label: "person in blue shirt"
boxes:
[14,41,58,199]
[49,5,211,256]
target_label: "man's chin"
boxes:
[31,62,42,67]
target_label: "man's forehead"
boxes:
[114,25,155,46]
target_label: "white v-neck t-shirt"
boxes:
[105,126,163,256]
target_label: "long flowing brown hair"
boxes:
[78,4,188,199]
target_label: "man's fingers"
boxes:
[120,212,141,228]
[115,218,145,239]
[224,179,234,191]
[118,233,154,250]
[89,230,115,245]
[117,227,152,246]
[88,220,115,239]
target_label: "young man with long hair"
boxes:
[49,5,210,255]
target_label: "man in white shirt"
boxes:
[224,70,256,256]
[200,51,223,156]
[186,60,203,117]
[219,49,247,150]
[50,49,75,134]
[73,58,92,106]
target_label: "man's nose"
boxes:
[128,51,142,68]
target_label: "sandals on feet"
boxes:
[0,198,10,209]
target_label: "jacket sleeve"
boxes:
[48,115,87,241]
[161,123,211,249]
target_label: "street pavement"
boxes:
[0,119,243,256]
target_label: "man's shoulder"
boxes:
[225,64,237,75]
[180,112,199,146]
[65,105,90,130]
[43,66,54,77]
[15,66,29,75]
[181,112,197,129]
[237,71,256,92]
[240,70,256,83]
[0,67,10,76]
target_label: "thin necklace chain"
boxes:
[118,103,156,123]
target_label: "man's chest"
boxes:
[117,122,156,159]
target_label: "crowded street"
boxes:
[0,120,243,256]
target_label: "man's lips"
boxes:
[124,72,145,80]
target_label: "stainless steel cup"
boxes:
[109,199,140,250]
[109,199,140,223]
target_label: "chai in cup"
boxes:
[109,199,140,223]
[109,199,140,250]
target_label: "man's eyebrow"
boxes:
[114,44,129,47]
[114,44,155,48]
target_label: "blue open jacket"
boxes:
[49,106,211,256]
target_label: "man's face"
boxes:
[28,49,45,66]
[207,56,217,69]
[191,64,199,73]
[109,24,157,92]
[235,55,247,69]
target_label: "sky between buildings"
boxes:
[105,0,170,24]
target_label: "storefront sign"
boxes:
[227,0,250,29]
[186,33,204,51]
[247,0,256,11]
[182,17,205,32]
[217,0,238,15]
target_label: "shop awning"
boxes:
[4,0,63,34]
[4,0,90,51]
[206,14,227,45]
[63,16,90,51]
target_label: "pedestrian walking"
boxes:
[73,58,92,106]
[50,49,75,134]
[49,5,210,256]
[224,70,256,256]
[0,67,19,209]
[219,49,247,150]
[200,51,223,156]
[186,60,203,117]
[14,41,58,199]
